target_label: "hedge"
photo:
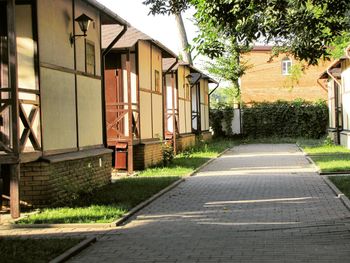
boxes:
[242,100,328,138]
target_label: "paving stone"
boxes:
[70,144,350,262]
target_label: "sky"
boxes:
[97,0,198,61]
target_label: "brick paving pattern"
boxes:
[69,144,350,262]
[3,144,350,262]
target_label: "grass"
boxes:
[139,139,236,177]
[18,139,234,224]
[311,155,350,173]
[0,238,83,263]
[18,176,179,224]
[298,137,350,173]
[329,176,350,198]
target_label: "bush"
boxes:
[242,99,328,139]
[210,106,234,137]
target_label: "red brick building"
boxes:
[240,46,330,105]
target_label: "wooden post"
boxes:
[126,52,133,173]
[7,0,21,218]
[171,72,177,154]
[10,164,20,218]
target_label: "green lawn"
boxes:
[18,176,179,224]
[329,176,350,198]
[298,138,350,173]
[18,139,234,224]
[0,238,83,263]
[311,155,350,173]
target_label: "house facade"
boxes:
[163,59,217,151]
[319,47,350,149]
[0,0,127,217]
[102,25,178,172]
[240,46,329,105]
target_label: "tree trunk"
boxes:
[175,12,193,65]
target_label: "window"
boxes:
[154,70,160,92]
[282,57,292,75]
[85,40,95,75]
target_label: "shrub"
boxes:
[210,106,234,137]
[242,99,328,139]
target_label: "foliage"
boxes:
[162,141,175,165]
[144,0,350,65]
[0,238,82,263]
[283,63,304,89]
[210,87,238,109]
[242,99,328,139]
[328,32,350,59]
[210,106,234,137]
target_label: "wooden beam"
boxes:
[126,52,133,174]
[10,164,20,218]
[7,0,21,218]
[171,72,177,154]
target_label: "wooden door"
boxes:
[105,68,125,146]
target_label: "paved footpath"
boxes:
[69,144,349,262]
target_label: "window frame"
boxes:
[282,57,292,76]
[85,39,95,75]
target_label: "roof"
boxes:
[319,56,346,79]
[163,58,218,84]
[83,0,129,26]
[102,24,177,58]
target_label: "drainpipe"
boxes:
[101,25,127,147]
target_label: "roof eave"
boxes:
[83,0,130,26]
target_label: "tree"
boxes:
[143,0,193,64]
[144,0,350,65]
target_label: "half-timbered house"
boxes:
[0,0,128,217]
[102,25,177,173]
[319,46,350,148]
[163,59,218,152]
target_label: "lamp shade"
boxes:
[75,13,93,34]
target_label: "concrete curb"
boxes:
[296,143,350,211]
[49,237,96,263]
[321,176,350,211]
[3,147,231,229]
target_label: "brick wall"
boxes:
[19,153,112,207]
[201,131,212,142]
[176,134,196,152]
[241,50,330,104]
[133,141,163,170]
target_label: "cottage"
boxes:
[319,46,350,148]
[0,0,128,217]
[163,59,217,151]
[102,25,177,173]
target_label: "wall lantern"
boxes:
[70,13,93,45]
[185,74,193,83]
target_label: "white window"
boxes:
[282,57,292,75]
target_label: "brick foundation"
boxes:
[176,134,196,152]
[18,150,112,207]
[133,141,163,170]
[201,131,213,142]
